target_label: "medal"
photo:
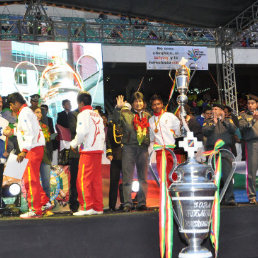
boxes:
[154,128,158,133]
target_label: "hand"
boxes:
[253,110,258,120]
[17,152,26,163]
[116,95,125,109]
[3,151,9,158]
[213,112,218,124]
[220,110,225,122]
[107,155,113,161]
[3,126,13,137]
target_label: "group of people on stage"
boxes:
[0,89,257,218]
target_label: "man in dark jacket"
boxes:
[106,118,124,211]
[57,99,71,128]
[68,109,80,212]
[203,104,237,205]
[239,94,258,204]
[114,92,150,212]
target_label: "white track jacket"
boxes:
[149,111,180,146]
[17,105,45,152]
[70,106,105,153]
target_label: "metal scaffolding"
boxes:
[221,46,238,114]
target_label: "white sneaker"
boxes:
[73,209,95,216]
[20,211,42,219]
[42,202,53,212]
[92,210,103,215]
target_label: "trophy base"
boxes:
[179,246,212,258]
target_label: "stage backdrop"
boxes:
[0,41,104,124]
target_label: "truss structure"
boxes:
[221,46,238,114]
[0,15,219,46]
[225,0,258,36]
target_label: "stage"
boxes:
[0,204,257,258]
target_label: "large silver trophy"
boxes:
[169,132,217,258]
[169,59,217,258]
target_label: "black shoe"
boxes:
[108,208,117,212]
[118,204,124,211]
[223,200,237,206]
[137,205,147,211]
[123,206,132,212]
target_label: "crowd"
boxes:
[0,89,257,218]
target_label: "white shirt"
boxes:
[70,107,105,153]
[149,111,180,146]
[17,106,45,151]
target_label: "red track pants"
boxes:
[77,152,103,212]
[156,149,174,185]
[23,146,49,215]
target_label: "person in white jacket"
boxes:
[149,94,180,183]
[70,92,105,216]
[5,92,49,218]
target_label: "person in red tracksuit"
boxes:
[4,92,49,218]
[70,92,105,216]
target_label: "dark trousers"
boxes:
[221,155,235,202]
[69,158,79,211]
[109,159,122,209]
[0,164,4,207]
[246,140,258,200]
[122,145,149,208]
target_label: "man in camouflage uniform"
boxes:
[239,94,258,204]
[202,104,237,205]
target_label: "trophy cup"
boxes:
[175,58,191,136]
[169,132,217,258]
[168,59,217,257]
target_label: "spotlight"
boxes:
[132,180,139,192]
[2,183,21,197]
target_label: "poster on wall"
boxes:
[145,45,208,70]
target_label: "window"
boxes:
[15,69,27,85]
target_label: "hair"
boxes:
[41,104,49,111]
[131,92,144,104]
[150,94,163,105]
[62,99,70,106]
[7,92,26,105]
[77,92,92,106]
[203,106,212,113]
[248,96,258,102]
[224,105,232,113]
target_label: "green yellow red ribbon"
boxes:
[153,144,175,258]
[203,139,225,258]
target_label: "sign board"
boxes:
[146,45,208,70]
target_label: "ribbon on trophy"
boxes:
[203,139,225,258]
[153,144,175,258]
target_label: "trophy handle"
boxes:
[149,150,160,186]
[149,148,181,227]
[207,148,237,203]
[149,148,178,185]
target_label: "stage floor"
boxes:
[0,205,257,258]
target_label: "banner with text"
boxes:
[146,45,208,70]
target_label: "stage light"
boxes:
[2,183,21,197]
[132,180,140,192]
